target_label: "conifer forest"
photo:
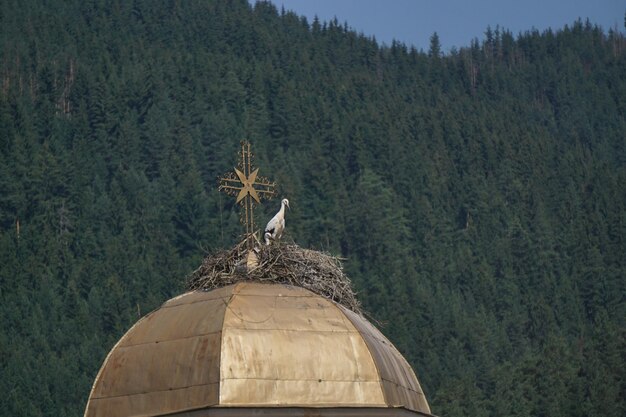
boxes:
[0,1,625,416]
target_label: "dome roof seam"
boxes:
[90,381,219,400]
[117,331,222,349]
[162,296,231,309]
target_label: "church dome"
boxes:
[84,282,432,417]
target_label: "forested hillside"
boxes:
[0,1,624,416]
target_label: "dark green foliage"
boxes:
[0,1,624,416]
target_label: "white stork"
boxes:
[264,198,290,245]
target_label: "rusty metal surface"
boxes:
[339,306,431,415]
[85,282,432,417]
[84,288,232,417]
[120,292,230,347]
[94,333,222,398]
[88,384,220,417]
[219,282,386,407]
[226,283,350,332]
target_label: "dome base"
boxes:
[166,406,433,417]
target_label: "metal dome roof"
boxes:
[84,282,432,417]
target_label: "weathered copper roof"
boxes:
[84,282,432,417]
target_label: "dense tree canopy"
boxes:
[0,1,624,416]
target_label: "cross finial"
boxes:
[218,141,276,248]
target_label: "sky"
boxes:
[260,0,625,52]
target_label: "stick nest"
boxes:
[187,240,362,314]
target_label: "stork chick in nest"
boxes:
[264,198,289,245]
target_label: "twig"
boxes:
[187,243,362,314]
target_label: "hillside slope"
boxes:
[0,1,624,416]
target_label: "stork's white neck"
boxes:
[278,201,286,216]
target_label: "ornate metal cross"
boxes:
[218,141,276,247]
